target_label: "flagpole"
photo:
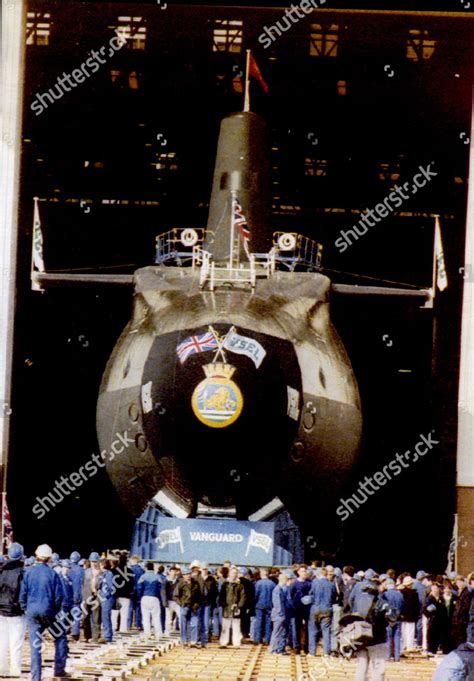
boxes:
[430,215,440,376]
[243,49,251,112]
[230,190,236,268]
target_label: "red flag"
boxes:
[248,53,268,93]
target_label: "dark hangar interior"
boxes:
[12,2,473,570]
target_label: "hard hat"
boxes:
[61,559,71,568]
[190,560,201,569]
[89,552,101,562]
[70,551,81,563]
[8,542,24,561]
[51,552,60,564]
[35,544,53,559]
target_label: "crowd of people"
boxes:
[0,542,473,681]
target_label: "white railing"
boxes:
[272,232,323,271]
[154,229,323,290]
[155,228,205,266]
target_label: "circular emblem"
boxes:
[278,233,297,251]
[181,228,199,247]
[192,375,243,428]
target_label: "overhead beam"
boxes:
[31,272,134,287]
[331,283,431,300]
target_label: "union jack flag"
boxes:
[233,197,250,258]
[176,330,218,364]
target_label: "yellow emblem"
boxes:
[192,363,243,428]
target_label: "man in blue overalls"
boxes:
[68,551,84,641]
[97,558,116,643]
[19,544,68,681]
[254,568,275,645]
[127,555,145,630]
[308,566,337,657]
[269,572,289,655]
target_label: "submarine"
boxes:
[94,109,363,551]
[28,97,431,555]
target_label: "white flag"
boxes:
[141,381,153,414]
[223,330,266,369]
[32,198,45,273]
[435,217,448,291]
[287,386,300,421]
[245,529,272,556]
[156,527,184,554]
[446,515,457,575]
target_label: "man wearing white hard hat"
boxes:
[399,575,420,653]
[19,544,69,680]
[0,542,26,678]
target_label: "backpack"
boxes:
[0,564,23,616]
[337,592,383,657]
[337,618,373,657]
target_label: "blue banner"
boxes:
[151,517,275,566]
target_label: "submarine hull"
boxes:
[97,266,362,547]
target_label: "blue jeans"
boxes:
[127,595,143,629]
[210,606,220,637]
[195,605,205,645]
[308,610,332,655]
[101,597,115,641]
[416,616,423,647]
[202,604,219,643]
[27,615,68,681]
[71,603,82,637]
[387,622,401,661]
[294,606,310,652]
[269,616,287,653]
[286,614,297,649]
[180,606,199,644]
[254,607,272,644]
